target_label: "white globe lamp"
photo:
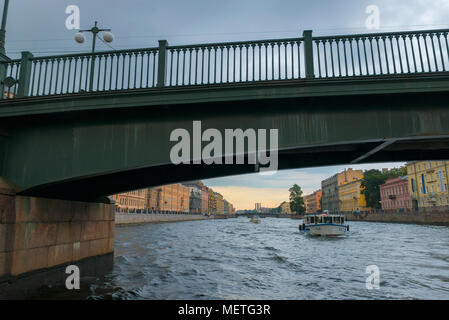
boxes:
[74,32,85,44]
[103,31,114,43]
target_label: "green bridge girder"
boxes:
[1,74,449,201]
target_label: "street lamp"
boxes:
[74,21,114,54]
[74,21,114,91]
[0,0,10,58]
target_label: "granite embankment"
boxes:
[344,211,449,225]
[115,212,207,225]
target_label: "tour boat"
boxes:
[250,216,261,223]
[299,212,349,236]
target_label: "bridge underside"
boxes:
[1,76,449,201]
[17,136,449,201]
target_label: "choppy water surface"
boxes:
[38,217,449,299]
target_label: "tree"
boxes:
[360,166,407,209]
[289,184,306,214]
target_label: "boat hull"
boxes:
[307,224,347,236]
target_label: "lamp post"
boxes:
[0,0,9,99]
[74,21,114,91]
[0,0,9,58]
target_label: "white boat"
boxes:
[250,215,261,223]
[299,212,349,236]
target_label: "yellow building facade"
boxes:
[321,168,363,213]
[280,201,292,214]
[303,190,322,213]
[228,203,235,214]
[146,188,160,210]
[304,193,315,213]
[338,179,369,212]
[146,184,190,212]
[407,161,449,208]
[113,189,148,212]
[215,192,225,214]
[208,189,216,213]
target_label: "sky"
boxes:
[2,0,447,209]
[205,163,406,210]
[4,0,449,57]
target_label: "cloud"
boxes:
[377,0,449,29]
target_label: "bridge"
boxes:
[1,28,449,297]
[2,28,449,200]
[236,212,300,219]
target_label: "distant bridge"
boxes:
[236,213,301,219]
[1,28,449,200]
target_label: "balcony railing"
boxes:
[1,28,449,100]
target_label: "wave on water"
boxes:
[35,219,449,300]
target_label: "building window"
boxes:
[421,174,426,194]
[438,171,445,192]
[411,178,415,192]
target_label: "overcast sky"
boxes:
[5,0,449,57]
[3,0,447,209]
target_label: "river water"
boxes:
[33,217,449,299]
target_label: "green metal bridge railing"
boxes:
[311,28,449,78]
[165,36,304,85]
[1,28,449,100]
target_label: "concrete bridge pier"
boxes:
[0,178,114,299]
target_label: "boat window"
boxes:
[317,216,322,224]
[311,216,315,224]
[324,216,332,223]
[334,217,341,224]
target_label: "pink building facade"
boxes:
[380,176,412,211]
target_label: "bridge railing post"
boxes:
[17,51,33,97]
[157,40,168,88]
[303,30,315,79]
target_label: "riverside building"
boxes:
[147,184,190,212]
[182,181,203,213]
[113,189,148,212]
[338,179,370,212]
[380,176,412,211]
[407,161,449,208]
[279,201,292,214]
[208,189,216,214]
[321,168,363,213]
[304,190,322,213]
[215,192,225,215]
